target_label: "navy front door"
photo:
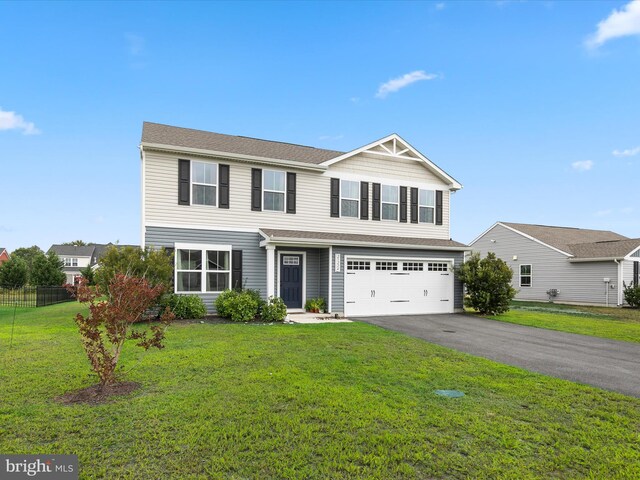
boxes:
[280,254,303,308]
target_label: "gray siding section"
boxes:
[318,249,329,305]
[473,224,621,305]
[331,247,464,313]
[145,226,266,312]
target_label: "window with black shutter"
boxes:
[372,183,381,221]
[286,172,296,214]
[219,164,230,209]
[435,190,443,225]
[330,178,340,217]
[232,250,243,290]
[178,159,190,205]
[360,182,369,220]
[410,187,418,223]
[251,168,262,211]
[399,186,408,223]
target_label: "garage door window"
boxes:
[376,261,398,271]
[347,260,370,271]
[427,262,448,271]
[403,262,424,271]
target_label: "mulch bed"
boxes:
[56,381,140,405]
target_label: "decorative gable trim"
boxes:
[320,134,462,190]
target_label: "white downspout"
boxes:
[140,145,146,249]
[614,259,622,306]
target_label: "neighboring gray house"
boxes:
[48,243,137,284]
[471,222,640,306]
[140,122,468,315]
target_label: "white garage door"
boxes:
[344,258,454,316]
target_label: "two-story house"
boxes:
[0,247,9,266]
[140,122,468,316]
[48,243,137,284]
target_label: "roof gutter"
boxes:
[568,256,625,263]
[259,235,469,252]
[140,142,328,172]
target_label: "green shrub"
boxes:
[304,297,326,313]
[623,282,640,308]
[244,288,266,314]
[456,252,517,315]
[215,289,260,322]
[261,296,287,322]
[161,294,207,319]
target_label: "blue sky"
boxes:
[1,0,639,253]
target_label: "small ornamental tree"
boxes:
[79,265,95,285]
[623,282,640,308]
[30,251,66,286]
[70,275,175,386]
[0,257,28,288]
[456,252,517,315]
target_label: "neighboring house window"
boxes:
[192,161,217,206]
[419,189,435,224]
[175,245,231,293]
[381,185,399,221]
[340,180,360,218]
[520,264,532,287]
[63,258,78,267]
[263,170,285,212]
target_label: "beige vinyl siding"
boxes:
[144,150,451,239]
[473,224,620,306]
[328,152,443,184]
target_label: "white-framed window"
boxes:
[340,180,359,218]
[520,264,532,287]
[381,185,399,221]
[427,262,448,272]
[175,244,231,293]
[63,258,78,267]
[419,189,435,224]
[191,161,217,206]
[403,262,424,271]
[376,261,398,271]
[282,256,300,266]
[263,170,286,212]
[347,260,370,271]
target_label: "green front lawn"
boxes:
[477,301,640,344]
[1,303,639,479]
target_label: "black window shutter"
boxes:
[372,183,381,221]
[410,187,418,223]
[178,159,190,205]
[330,178,340,217]
[232,250,243,290]
[360,182,369,220]
[219,164,230,209]
[634,261,639,285]
[435,190,443,225]
[400,186,408,223]
[251,168,262,211]
[286,172,296,214]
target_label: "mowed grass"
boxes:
[1,303,639,479]
[477,301,640,344]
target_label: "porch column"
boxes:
[266,245,275,298]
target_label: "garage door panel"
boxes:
[344,258,454,316]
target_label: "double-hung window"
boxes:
[192,161,217,206]
[175,244,231,293]
[419,189,435,223]
[381,185,399,221]
[520,265,532,287]
[63,258,78,267]
[340,180,359,217]
[263,170,285,212]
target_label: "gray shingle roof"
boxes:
[567,238,640,259]
[141,122,344,165]
[500,222,628,255]
[49,245,96,257]
[260,228,468,249]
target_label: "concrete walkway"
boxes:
[356,313,640,398]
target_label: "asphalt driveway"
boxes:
[356,313,640,398]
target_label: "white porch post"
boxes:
[266,245,276,298]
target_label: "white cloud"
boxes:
[0,108,40,135]
[571,160,594,171]
[612,146,640,157]
[125,33,145,56]
[586,0,640,49]
[375,70,440,99]
[595,209,612,217]
[435,3,445,10]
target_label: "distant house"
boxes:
[48,243,137,284]
[471,222,640,306]
[0,247,9,265]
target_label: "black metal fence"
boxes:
[0,286,75,308]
